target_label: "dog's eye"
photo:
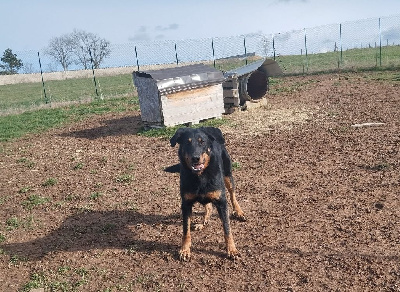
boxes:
[198,139,205,145]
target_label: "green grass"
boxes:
[0,96,139,142]
[277,45,400,74]
[0,74,135,113]
[22,194,49,210]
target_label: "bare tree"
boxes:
[71,29,111,69]
[45,34,74,71]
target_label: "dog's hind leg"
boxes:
[193,203,213,231]
[224,176,246,221]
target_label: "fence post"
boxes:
[211,39,216,68]
[174,43,179,65]
[304,28,309,73]
[272,36,276,61]
[379,18,382,66]
[89,49,100,99]
[339,23,343,66]
[134,46,139,71]
[243,36,248,65]
[37,51,49,104]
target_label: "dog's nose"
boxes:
[192,156,200,163]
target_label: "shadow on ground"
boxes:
[61,115,143,140]
[2,210,181,261]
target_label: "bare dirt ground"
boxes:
[1,71,399,291]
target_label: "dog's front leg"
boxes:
[214,198,240,259]
[180,201,193,261]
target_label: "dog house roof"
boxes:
[134,63,224,94]
[224,58,282,78]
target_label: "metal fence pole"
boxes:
[339,23,343,65]
[89,49,100,99]
[272,36,276,61]
[37,51,49,104]
[211,39,216,68]
[379,18,382,66]
[134,46,139,71]
[304,28,309,73]
[174,43,179,65]
[243,36,248,65]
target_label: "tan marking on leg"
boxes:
[193,203,213,231]
[183,193,197,201]
[225,234,240,259]
[180,217,191,261]
[224,177,246,221]
[203,202,212,224]
[205,190,221,201]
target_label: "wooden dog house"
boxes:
[133,64,225,128]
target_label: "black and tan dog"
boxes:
[170,126,246,261]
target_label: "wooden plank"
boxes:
[222,79,239,89]
[223,89,239,98]
[224,96,240,106]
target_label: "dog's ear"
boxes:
[200,127,225,144]
[170,128,189,147]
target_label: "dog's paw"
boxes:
[179,249,191,261]
[232,211,247,222]
[227,248,241,260]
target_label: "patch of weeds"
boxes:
[116,174,133,184]
[73,162,84,170]
[89,192,103,200]
[18,186,31,194]
[6,217,20,230]
[20,272,46,292]
[9,254,27,265]
[135,273,162,291]
[371,162,392,171]
[232,161,241,170]
[0,196,5,205]
[22,194,49,210]
[0,233,5,243]
[42,177,57,187]
[57,265,72,275]
[16,157,35,169]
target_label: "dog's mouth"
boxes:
[191,163,204,172]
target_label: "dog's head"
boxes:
[170,127,225,175]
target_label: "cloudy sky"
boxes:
[1,0,400,53]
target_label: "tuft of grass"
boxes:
[16,157,35,168]
[22,194,49,210]
[6,217,20,230]
[0,233,6,243]
[20,272,46,292]
[116,174,133,184]
[42,177,57,187]
[232,161,241,170]
[89,192,103,200]
[73,162,84,170]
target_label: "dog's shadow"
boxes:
[1,210,181,261]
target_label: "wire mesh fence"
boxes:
[1,15,399,114]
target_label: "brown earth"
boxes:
[1,71,399,291]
